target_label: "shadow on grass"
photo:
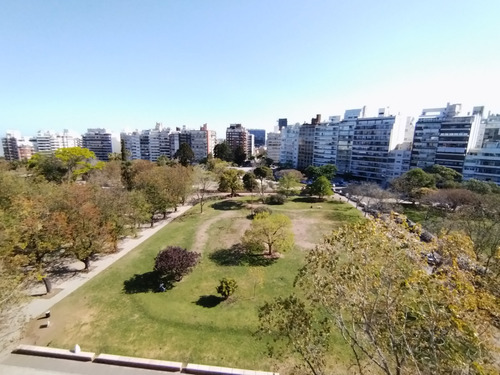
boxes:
[209,244,277,267]
[123,271,173,294]
[194,295,224,308]
[211,200,245,211]
[292,197,324,203]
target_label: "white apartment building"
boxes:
[463,142,500,184]
[313,116,340,167]
[279,123,300,169]
[266,132,281,163]
[410,103,482,173]
[350,108,407,183]
[29,130,81,154]
[336,108,364,174]
[121,131,142,160]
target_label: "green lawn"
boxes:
[35,197,362,372]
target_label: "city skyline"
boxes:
[1,1,500,138]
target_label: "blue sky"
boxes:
[1,0,499,138]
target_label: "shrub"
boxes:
[216,278,238,300]
[253,206,273,217]
[265,194,286,205]
[154,246,200,282]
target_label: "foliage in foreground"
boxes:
[259,218,499,375]
[154,246,200,282]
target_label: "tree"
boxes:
[304,164,337,181]
[424,164,462,188]
[216,278,238,300]
[58,184,114,270]
[253,166,273,196]
[423,188,478,212]
[218,169,243,197]
[154,246,200,282]
[10,181,68,292]
[390,168,436,202]
[54,147,104,182]
[277,169,303,196]
[258,295,331,375]
[193,166,215,213]
[174,142,195,166]
[308,176,333,199]
[164,164,193,210]
[452,194,500,271]
[243,172,258,193]
[134,166,172,226]
[87,160,122,188]
[233,145,247,166]
[242,212,294,256]
[214,142,233,162]
[27,153,67,183]
[262,219,498,375]
[462,179,495,195]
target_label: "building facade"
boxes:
[82,128,118,161]
[410,103,482,173]
[312,116,340,167]
[463,142,500,184]
[350,109,407,183]
[248,129,266,148]
[266,132,281,163]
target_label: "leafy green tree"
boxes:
[253,166,273,196]
[27,153,67,183]
[174,142,195,166]
[304,164,337,181]
[216,278,238,300]
[262,219,498,375]
[424,164,462,188]
[258,295,330,375]
[308,176,333,199]
[214,142,233,162]
[390,168,436,202]
[164,164,193,210]
[277,169,303,196]
[134,166,172,226]
[242,212,294,255]
[243,172,258,193]
[218,169,244,197]
[54,147,104,181]
[462,178,495,195]
[233,145,247,166]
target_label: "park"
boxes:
[20,196,363,374]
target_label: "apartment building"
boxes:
[312,116,340,167]
[279,123,300,168]
[82,128,119,161]
[463,141,500,184]
[266,132,281,163]
[410,103,482,173]
[248,129,266,148]
[350,108,407,183]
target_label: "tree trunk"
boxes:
[42,277,52,294]
[82,257,90,270]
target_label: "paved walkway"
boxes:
[0,353,180,375]
[0,204,193,358]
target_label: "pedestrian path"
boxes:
[0,204,193,358]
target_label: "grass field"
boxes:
[24,196,362,373]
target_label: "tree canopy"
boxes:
[242,212,294,255]
[260,218,499,375]
[304,164,337,181]
[174,143,195,166]
[214,142,233,162]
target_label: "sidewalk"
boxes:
[0,204,193,357]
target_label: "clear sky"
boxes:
[1,0,499,138]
